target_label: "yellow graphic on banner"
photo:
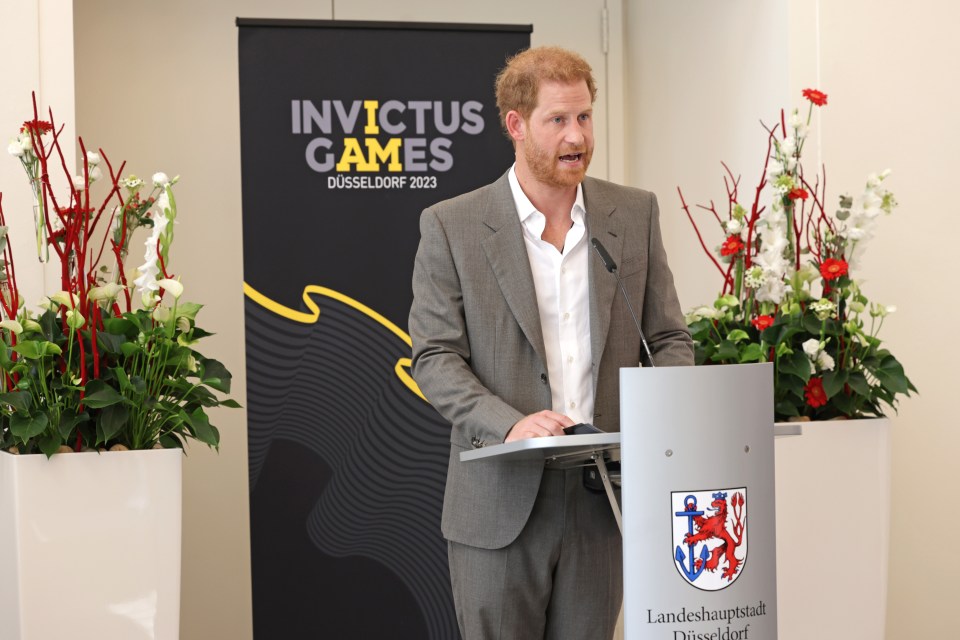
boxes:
[243,282,426,402]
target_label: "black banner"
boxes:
[238,20,530,638]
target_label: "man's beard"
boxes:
[524,138,592,188]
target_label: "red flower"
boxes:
[802,88,828,106]
[720,235,744,257]
[20,119,53,135]
[751,315,774,331]
[804,377,828,408]
[787,188,809,201]
[819,258,849,281]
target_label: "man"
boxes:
[409,46,693,639]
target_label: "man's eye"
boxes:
[579,114,591,122]
[552,117,564,124]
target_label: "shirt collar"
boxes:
[508,164,585,226]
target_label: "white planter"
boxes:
[0,448,183,640]
[775,418,891,640]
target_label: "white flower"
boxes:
[7,140,23,157]
[50,291,80,308]
[152,172,170,188]
[86,151,101,166]
[755,278,788,304]
[802,338,821,357]
[152,305,172,323]
[157,278,183,299]
[849,301,866,313]
[781,137,797,157]
[817,352,836,371]
[685,306,719,323]
[811,298,836,320]
[37,296,56,312]
[71,175,86,190]
[885,305,897,314]
[88,282,124,302]
[724,219,743,235]
[0,319,23,335]
[65,309,85,330]
[89,166,103,183]
[133,191,171,299]
[122,175,143,190]
[176,316,191,333]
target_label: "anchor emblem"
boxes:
[675,495,711,581]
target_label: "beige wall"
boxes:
[2,0,946,637]
[629,1,958,637]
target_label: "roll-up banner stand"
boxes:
[237,19,530,638]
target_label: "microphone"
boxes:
[590,237,655,367]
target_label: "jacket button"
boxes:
[540,373,548,384]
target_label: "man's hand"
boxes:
[504,410,575,442]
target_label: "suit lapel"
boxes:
[481,173,547,367]
[583,178,623,389]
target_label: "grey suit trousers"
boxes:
[447,468,622,640]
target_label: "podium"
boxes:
[461,363,783,639]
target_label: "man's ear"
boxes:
[505,110,526,142]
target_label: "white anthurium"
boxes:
[133,195,170,298]
[0,319,23,335]
[88,282,124,301]
[152,305,172,323]
[37,296,56,312]
[157,278,183,300]
[65,309,85,330]
[50,291,80,308]
[22,318,42,333]
[176,316,191,333]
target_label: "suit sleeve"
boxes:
[408,207,525,445]
[641,193,695,366]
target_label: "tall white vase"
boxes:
[0,448,183,640]
[775,418,891,640]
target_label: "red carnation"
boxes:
[804,377,828,408]
[819,258,849,281]
[802,88,828,106]
[787,188,809,201]
[751,315,774,331]
[720,235,744,257]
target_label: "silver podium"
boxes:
[461,363,785,639]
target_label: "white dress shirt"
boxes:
[508,166,594,424]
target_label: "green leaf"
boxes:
[775,400,800,417]
[12,341,43,359]
[822,369,848,399]
[120,342,143,358]
[159,432,184,450]
[83,380,125,408]
[175,302,203,321]
[727,329,750,344]
[97,332,128,355]
[97,404,129,444]
[102,318,137,337]
[847,371,872,397]
[778,349,811,382]
[199,359,232,393]
[0,391,32,414]
[872,355,910,394]
[38,432,62,457]
[186,408,219,448]
[739,343,764,363]
[219,399,242,409]
[11,413,48,439]
[58,410,90,439]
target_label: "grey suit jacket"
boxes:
[409,171,693,549]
